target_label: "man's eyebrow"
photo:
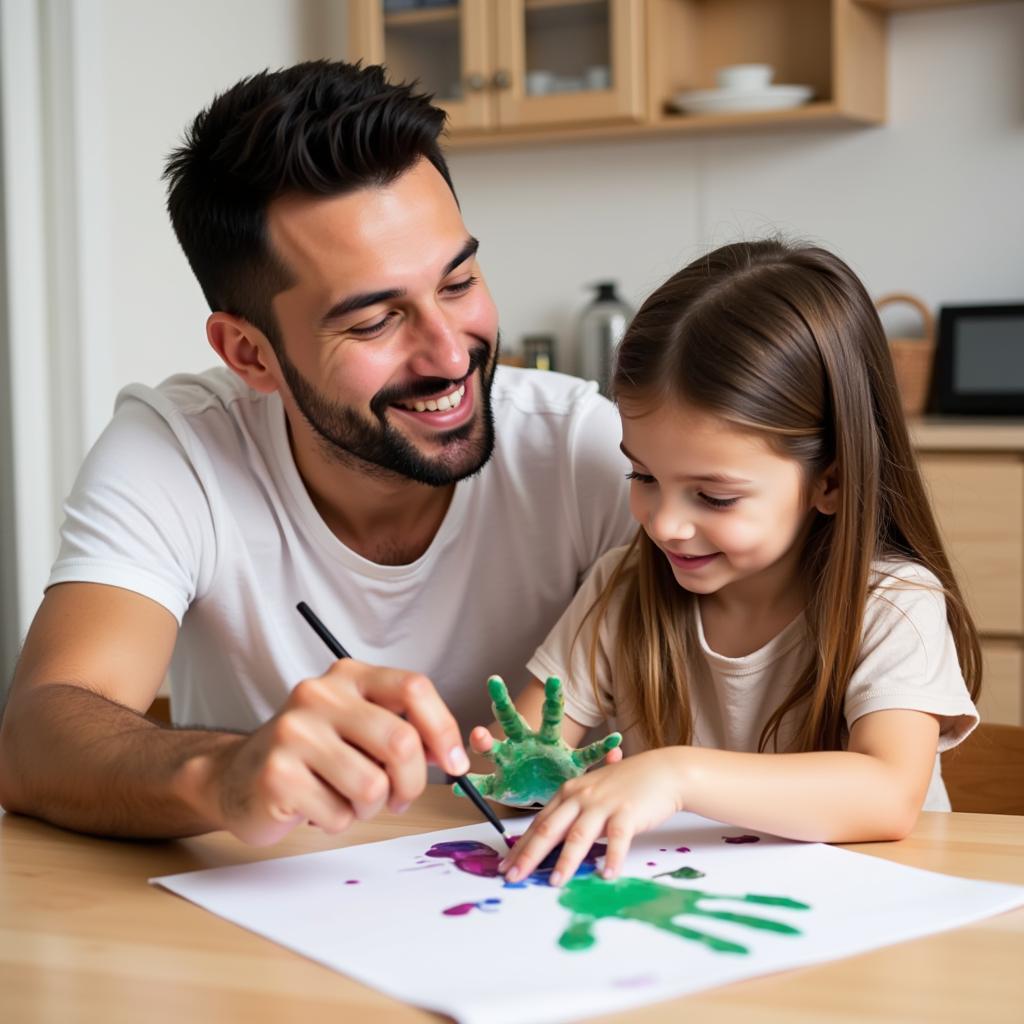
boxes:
[442,236,479,277]
[319,237,480,326]
[320,287,406,324]
[618,443,751,484]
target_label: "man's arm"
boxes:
[0,582,470,843]
[0,582,215,836]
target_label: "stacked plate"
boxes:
[670,63,813,115]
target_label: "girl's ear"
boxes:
[207,312,281,395]
[811,463,840,516]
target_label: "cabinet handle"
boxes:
[465,72,487,92]
[491,69,512,90]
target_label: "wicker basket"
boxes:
[876,293,936,417]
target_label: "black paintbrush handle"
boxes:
[449,773,511,848]
[297,601,352,660]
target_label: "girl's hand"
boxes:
[458,676,622,807]
[469,726,623,764]
[498,749,684,886]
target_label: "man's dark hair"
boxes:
[163,60,453,349]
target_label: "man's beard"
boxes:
[278,337,499,487]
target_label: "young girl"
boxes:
[480,238,981,888]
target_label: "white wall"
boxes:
[85,0,347,431]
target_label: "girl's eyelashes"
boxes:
[699,493,740,510]
[626,470,740,510]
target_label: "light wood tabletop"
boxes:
[3,786,1024,1023]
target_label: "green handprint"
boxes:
[454,675,622,807]
[557,874,810,954]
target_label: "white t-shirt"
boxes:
[527,547,979,811]
[48,366,635,734]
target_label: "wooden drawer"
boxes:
[980,640,1024,726]
[918,455,1024,635]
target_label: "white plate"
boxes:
[670,84,813,115]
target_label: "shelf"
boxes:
[526,0,608,10]
[856,0,1007,9]
[447,100,879,149]
[525,0,609,32]
[652,99,846,130]
[384,5,458,29]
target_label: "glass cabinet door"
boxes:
[493,0,644,129]
[354,1,494,132]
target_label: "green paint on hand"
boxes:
[455,676,622,807]
[556,874,810,956]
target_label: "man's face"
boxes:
[265,159,500,486]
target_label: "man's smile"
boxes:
[393,381,466,413]
[387,373,476,431]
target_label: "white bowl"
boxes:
[716,63,774,92]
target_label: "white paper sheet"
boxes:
[152,813,1024,1024]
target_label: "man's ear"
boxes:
[811,462,840,516]
[207,312,281,395]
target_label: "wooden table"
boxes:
[3,787,1024,1023]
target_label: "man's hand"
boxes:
[193,660,470,846]
[0,584,470,844]
[459,676,621,808]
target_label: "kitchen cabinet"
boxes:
[346,0,887,148]
[347,0,645,135]
[912,421,1024,727]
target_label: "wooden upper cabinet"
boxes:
[491,0,645,130]
[347,0,889,147]
[347,1,495,132]
[348,0,645,136]
[644,0,886,132]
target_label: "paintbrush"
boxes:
[296,601,512,849]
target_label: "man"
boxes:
[0,62,632,845]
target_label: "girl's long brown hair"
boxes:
[589,239,981,753]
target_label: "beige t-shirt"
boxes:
[527,547,979,811]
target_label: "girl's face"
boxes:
[620,398,835,606]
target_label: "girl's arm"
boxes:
[669,708,940,842]
[499,708,939,885]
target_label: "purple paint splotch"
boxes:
[344,879,360,885]
[675,846,690,853]
[425,836,608,889]
[443,897,502,917]
[722,834,761,844]
[425,840,502,878]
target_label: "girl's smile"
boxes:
[663,550,720,571]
